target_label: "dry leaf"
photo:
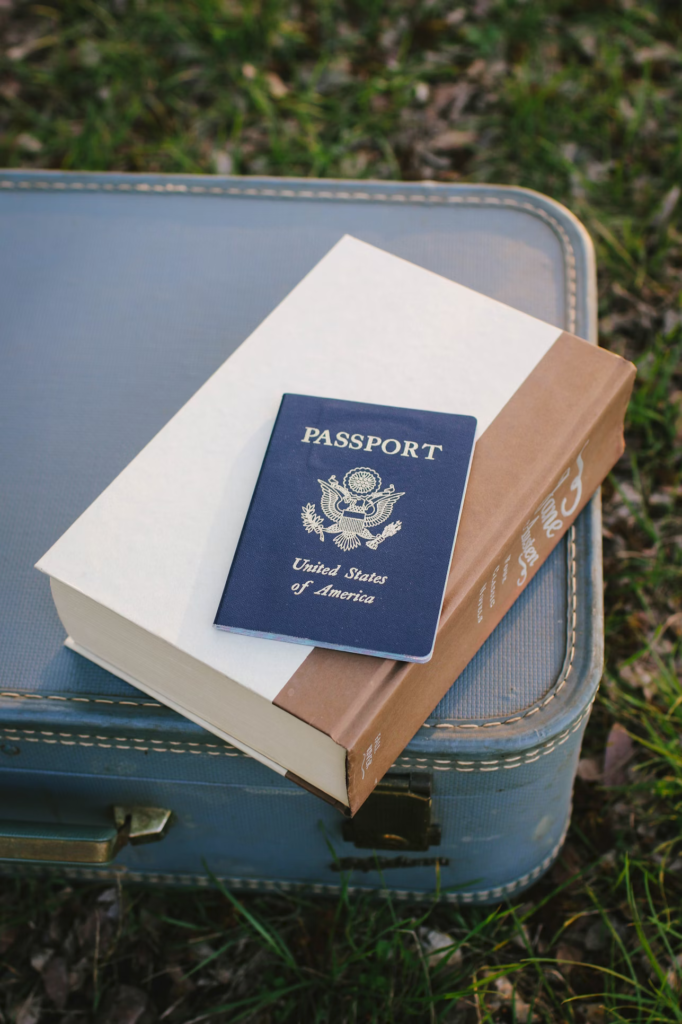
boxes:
[619,660,657,700]
[584,921,608,952]
[662,611,682,638]
[577,757,602,781]
[7,34,55,61]
[212,148,233,175]
[618,96,635,121]
[167,963,195,997]
[78,39,100,68]
[617,481,643,507]
[666,952,682,991]
[555,942,583,975]
[511,923,532,950]
[429,129,476,151]
[603,722,635,787]
[41,956,69,1010]
[98,985,149,1024]
[339,150,372,177]
[97,887,119,904]
[77,907,113,953]
[0,79,20,100]
[466,58,487,79]
[449,82,475,121]
[265,72,288,98]
[14,992,42,1024]
[30,949,53,973]
[493,977,537,1021]
[652,185,680,228]
[0,926,18,953]
[634,43,678,65]
[417,927,462,968]
[67,957,89,994]
[15,133,42,153]
[445,8,466,26]
[414,81,430,103]
[671,390,682,444]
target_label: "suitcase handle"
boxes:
[0,805,172,865]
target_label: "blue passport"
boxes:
[214,395,477,662]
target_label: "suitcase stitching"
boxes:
[0,177,577,335]
[0,693,593,771]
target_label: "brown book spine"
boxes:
[343,356,635,812]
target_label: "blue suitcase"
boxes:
[0,171,602,904]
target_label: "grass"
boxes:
[1,0,682,1020]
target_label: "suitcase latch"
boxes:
[342,773,441,852]
[113,805,172,847]
[0,806,172,865]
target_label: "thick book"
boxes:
[214,394,477,662]
[35,236,635,814]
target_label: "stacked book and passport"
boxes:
[35,237,635,815]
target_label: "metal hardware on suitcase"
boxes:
[0,171,601,903]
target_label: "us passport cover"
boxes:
[214,394,477,662]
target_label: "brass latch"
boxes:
[113,805,172,847]
[0,806,172,865]
[342,773,441,852]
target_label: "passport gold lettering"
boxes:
[292,558,340,575]
[381,439,401,455]
[314,584,375,603]
[291,580,314,595]
[345,567,387,584]
[301,429,443,459]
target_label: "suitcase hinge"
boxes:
[342,773,441,852]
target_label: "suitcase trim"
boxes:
[0,822,568,904]
[0,696,593,773]
[0,170,587,338]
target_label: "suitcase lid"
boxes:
[0,172,602,761]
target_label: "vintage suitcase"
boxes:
[0,171,602,904]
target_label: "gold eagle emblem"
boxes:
[301,467,404,551]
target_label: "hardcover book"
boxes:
[214,394,476,662]
[35,236,635,814]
